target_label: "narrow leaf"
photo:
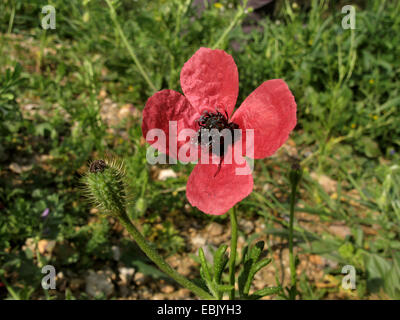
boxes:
[252,258,272,275]
[249,286,282,299]
[199,247,212,282]
[215,284,234,292]
[213,244,228,284]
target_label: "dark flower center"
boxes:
[195,110,240,157]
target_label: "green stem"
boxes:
[212,0,248,49]
[288,180,297,299]
[117,212,214,300]
[105,0,157,93]
[7,2,15,34]
[228,206,238,299]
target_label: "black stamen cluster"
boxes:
[195,110,240,157]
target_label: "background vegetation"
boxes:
[0,0,399,299]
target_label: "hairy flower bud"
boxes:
[83,158,127,217]
[289,161,303,188]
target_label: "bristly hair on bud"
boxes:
[89,159,107,173]
[82,157,129,218]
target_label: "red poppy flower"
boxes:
[142,48,297,215]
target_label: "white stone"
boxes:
[119,267,135,285]
[157,169,177,181]
[85,270,114,297]
[191,235,206,248]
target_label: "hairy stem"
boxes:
[7,3,15,34]
[288,179,298,298]
[228,206,238,299]
[118,212,214,300]
[212,0,248,49]
[105,0,157,92]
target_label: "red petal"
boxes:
[186,158,253,215]
[231,79,297,159]
[180,47,239,117]
[142,90,200,160]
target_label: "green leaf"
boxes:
[248,286,282,299]
[240,245,249,264]
[199,247,217,298]
[1,93,14,100]
[252,258,272,275]
[383,253,400,299]
[364,253,392,293]
[213,244,228,284]
[215,284,234,292]
[238,241,266,298]
[238,259,253,298]
[198,247,212,282]
[65,288,76,300]
[338,242,355,260]
[249,241,265,262]
[243,258,272,296]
